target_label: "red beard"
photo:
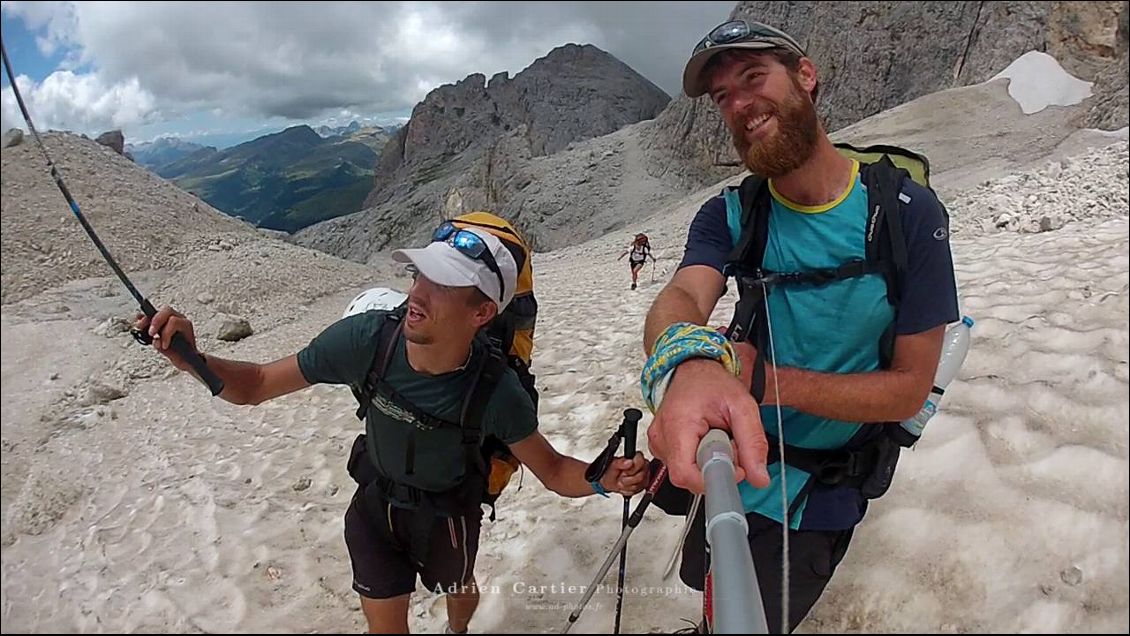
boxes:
[731,79,820,178]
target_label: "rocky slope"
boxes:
[294,43,670,258]
[641,0,1130,190]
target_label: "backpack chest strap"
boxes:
[747,258,891,289]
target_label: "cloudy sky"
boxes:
[1,1,734,148]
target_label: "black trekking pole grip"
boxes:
[171,335,225,396]
[622,408,640,458]
[613,408,642,635]
[139,299,225,396]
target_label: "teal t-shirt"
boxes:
[740,162,893,528]
[679,160,960,530]
[297,311,538,492]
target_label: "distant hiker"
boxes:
[137,222,650,634]
[640,19,959,633]
[618,233,656,290]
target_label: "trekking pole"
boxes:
[698,430,767,634]
[663,493,702,580]
[1,38,223,396]
[560,462,669,634]
[613,408,642,634]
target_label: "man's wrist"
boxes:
[641,323,740,412]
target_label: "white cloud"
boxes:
[3,1,77,58]
[2,71,157,134]
[2,1,734,136]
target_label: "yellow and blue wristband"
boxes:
[641,322,741,412]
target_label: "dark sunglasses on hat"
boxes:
[692,19,806,58]
[683,19,807,98]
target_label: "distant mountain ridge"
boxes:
[295,42,671,261]
[155,125,378,233]
[127,137,213,170]
[330,124,399,154]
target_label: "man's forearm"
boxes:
[773,366,928,423]
[193,355,266,405]
[542,455,602,498]
[644,285,710,354]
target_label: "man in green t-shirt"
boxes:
[138,226,649,634]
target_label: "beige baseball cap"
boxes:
[683,20,807,98]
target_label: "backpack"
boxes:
[720,142,948,503]
[348,211,539,521]
[449,211,539,370]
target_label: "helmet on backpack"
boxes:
[342,287,408,318]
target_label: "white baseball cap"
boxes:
[391,226,518,311]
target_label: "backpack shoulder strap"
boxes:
[861,157,913,370]
[721,175,773,400]
[459,334,508,477]
[861,157,910,308]
[354,307,406,420]
[724,174,771,271]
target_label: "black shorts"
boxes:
[679,508,855,634]
[629,258,646,270]
[344,487,482,599]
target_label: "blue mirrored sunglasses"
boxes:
[432,222,506,302]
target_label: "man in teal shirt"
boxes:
[643,19,959,633]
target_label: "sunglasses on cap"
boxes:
[432,222,506,302]
[692,19,806,58]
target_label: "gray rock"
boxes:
[296,43,670,259]
[1060,566,1084,586]
[95,130,125,155]
[3,128,24,148]
[1083,49,1129,131]
[82,381,128,406]
[197,292,215,305]
[127,367,152,380]
[640,1,1128,191]
[217,317,253,342]
[93,316,132,337]
[292,477,312,492]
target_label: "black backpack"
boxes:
[652,143,948,519]
[723,143,948,505]
[347,305,521,521]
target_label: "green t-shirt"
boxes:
[297,311,538,492]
